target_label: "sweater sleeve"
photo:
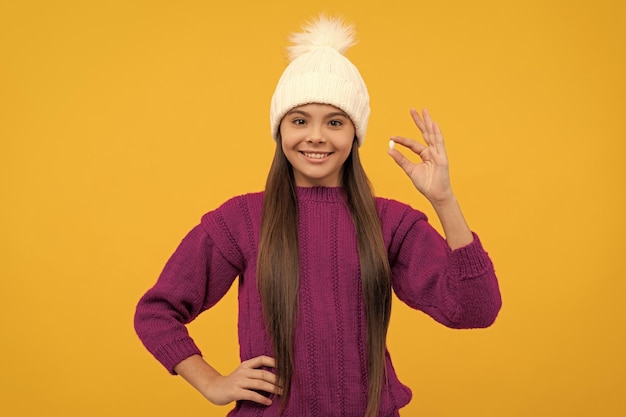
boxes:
[386,203,502,329]
[134,217,242,374]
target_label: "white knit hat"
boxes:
[270,15,370,146]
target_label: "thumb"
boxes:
[388,149,414,177]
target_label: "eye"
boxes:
[292,118,306,125]
[329,119,343,127]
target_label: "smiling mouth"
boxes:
[301,151,332,159]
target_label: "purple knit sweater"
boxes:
[134,187,501,417]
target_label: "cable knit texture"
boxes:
[134,187,501,417]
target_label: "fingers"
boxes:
[233,356,282,405]
[390,108,447,159]
[241,355,281,389]
[234,372,281,406]
[410,108,444,148]
[389,135,427,156]
[387,145,416,177]
[410,107,427,133]
[242,355,276,370]
[241,367,282,391]
[387,108,454,199]
[236,387,274,406]
[412,108,435,134]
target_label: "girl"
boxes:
[134,15,501,417]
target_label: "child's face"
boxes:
[280,103,356,187]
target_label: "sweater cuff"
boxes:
[153,337,202,375]
[449,233,494,280]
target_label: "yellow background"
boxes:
[1,0,624,416]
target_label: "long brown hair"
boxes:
[257,137,392,417]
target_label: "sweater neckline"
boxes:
[296,186,346,203]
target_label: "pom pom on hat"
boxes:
[286,16,356,61]
[270,15,370,146]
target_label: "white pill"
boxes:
[388,140,395,150]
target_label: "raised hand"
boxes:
[388,108,454,204]
[388,108,474,249]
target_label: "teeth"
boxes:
[303,152,329,159]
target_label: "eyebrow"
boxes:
[285,109,350,119]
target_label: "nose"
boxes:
[306,124,325,143]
